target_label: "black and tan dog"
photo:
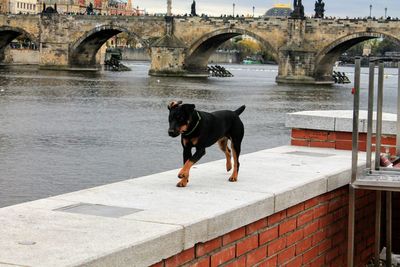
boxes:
[168,101,245,187]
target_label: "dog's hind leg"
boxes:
[229,141,241,182]
[228,121,243,182]
[218,137,232,172]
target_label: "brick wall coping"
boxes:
[286,110,397,134]
[0,146,365,267]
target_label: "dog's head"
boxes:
[168,101,196,137]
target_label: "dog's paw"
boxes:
[176,178,189,187]
[228,176,237,182]
[226,162,232,172]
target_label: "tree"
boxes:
[373,38,400,56]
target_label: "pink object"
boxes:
[380,155,393,167]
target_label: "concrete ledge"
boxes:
[286,110,397,134]
[0,146,365,267]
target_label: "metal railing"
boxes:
[348,57,400,267]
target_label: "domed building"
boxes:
[264,3,292,17]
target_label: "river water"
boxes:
[0,62,399,207]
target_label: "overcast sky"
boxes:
[133,0,400,18]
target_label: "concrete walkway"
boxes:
[0,146,365,267]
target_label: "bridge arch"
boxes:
[314,32,400,81]
[0,26,38,62]
[69,25,148,67]
[184,28,278,72]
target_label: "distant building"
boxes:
[264,3,292,17]
[0,0,144,14]
[0,0,37,14]
[362,43,371,56]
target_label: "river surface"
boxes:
[0,62,399,207]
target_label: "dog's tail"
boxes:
[234,105,246,116]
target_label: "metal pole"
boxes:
[386,191,392,267]
[352,58,361,184]
[374,191,381,267]
[369,4,372,18]
[348,186,356,267]
[348,58,361,267]
[367,62,375,169]
[397,63,400,157]
[375,62,384,170]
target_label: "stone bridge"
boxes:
[1,14,400,84]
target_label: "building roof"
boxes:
[264,3,292,17]
[109,0,127,5]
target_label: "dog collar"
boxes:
[182,111,201,136]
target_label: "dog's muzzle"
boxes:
[168,129,180,137]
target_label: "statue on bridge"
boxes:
[41,3,58,15]
[191,0,197,16]
[86,3,94,15]
[314,0,325,18]
[291,0,305,19]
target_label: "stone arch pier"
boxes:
[69,25,148,68]
[183,28,279,75]
[314,32,400,82]
[0,25,38,63]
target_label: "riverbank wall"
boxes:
[120,48,239,64]
[3,48,239,65]
[3,48,39,64]
[1,110,398,266]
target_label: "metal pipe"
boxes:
[386,191,392,267]
[348,186,356,267]
[375,62,384,170]
[374,191,381,267]
[352,58,361,183]
[348,57,361,267]
[397,63,400,157]
[367,62,375,169]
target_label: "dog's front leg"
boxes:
[177,147,205,187]
[177,146,192,187]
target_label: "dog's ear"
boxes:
[168,100,183,110]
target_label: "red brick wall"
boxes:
[290,128,397,155]
[291,127,400,255]
[151,186,375,267]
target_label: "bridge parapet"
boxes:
[1,15,400,83]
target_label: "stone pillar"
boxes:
[275,19,333,85]
[276,48,318,84]
[39,42,70,69]
[148,16,188,77]
[38,15,71,70]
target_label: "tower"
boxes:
[167,0,171,16]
